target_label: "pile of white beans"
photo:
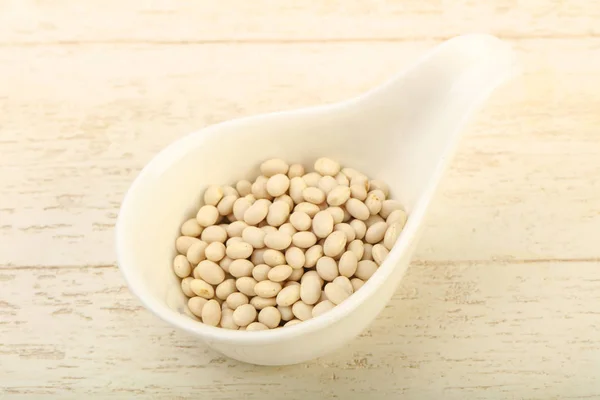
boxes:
[173,158,407,331]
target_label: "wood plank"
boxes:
[1,40,599,267]
[1,1,600,43]
[1,261,599,398]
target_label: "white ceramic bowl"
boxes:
[116,34,517,365]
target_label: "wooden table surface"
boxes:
[2,1,600,399]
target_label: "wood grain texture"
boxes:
[2,262,600,399]
[1,1,600,398]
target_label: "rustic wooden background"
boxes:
[1,1,600,399]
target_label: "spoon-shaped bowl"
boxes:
[116,34,518,365]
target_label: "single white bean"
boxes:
[176,236,201,255]
[350,184,367,201]
[226,220,248,238]
[289,177,308,204]
[314,157,341,176]
[364,214,385,228]
[232,303,257,327]
[261,158,289,177]
[246,322,268,331]
[252,264,271,281]
[312,210,334,239]
[215,279,237,300]
[205,241,226,262]
[326,206,345,224]
[303,172,322,187]
[195,260,226,285]
[345,198,370,220]
[229,259,254,278]
[190,279,215,299]
[284,319,302,327]
[372,243,389,265]
[268,264,293,282]
[196,205,220,227]
[384,222,403,250]
[327,185,351,206]
[386,209,408,227]
[220,310,239,330]
[235,277,257,296]
[266,200,290,227]
[233,197,253,221]
[201,225,227,244]
[288,268,304,281]
[278,305,294,321]
[365,190,384,215]
[294,202,320,217]
[264,231,292,250]
[304,244,323,268]
[324,282,350,305]
[276,284,301,306]
[243,199,270,225]
[181,277,195,297]
[351,278,365,292]
[338,251,358,278]
[289,211,312,231]
[334,223,356,242]
[186,240,208,264]
[303,187,326,204]
[219,256,233,273]
[333,276,354,294]
[181,219,203,237]
[300,272,322,305]
[173,255,192,278]
[252,175,272,200]
[312,300,335,318]
[263,249,285,267]
[292,301,314,321]
[355,260,378,280]
[258,306,281,328]
[365,221,388,244]
[318,176,338,194]
[316,256,339,281]
[226,292,249,309]
[335,172,350,186]
[217,195,237,216]
[250,296,277,310]
[323,230,347,258]
[285,247,305,269]
[226,241,253,259]
[204,185,224,207]
[222,185,238,197]
[242,226,266,249]
[380,200,404,219]
[292,231,317,248]
[266,174,290,197]
[236,180,252,197]
[288,164,305,179]
[278,222,297,237]
[254,280,283,298]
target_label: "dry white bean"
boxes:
[300,272,322,305]
[232,197,252,221]
[235,277,257,296]
[181,219,203,237]
[348,220,365,241]
[312,300,335,318]
[355,260,378,280]
[190,279,215,299]
[303,172,322,187]
[365,190,384,215]
[276,284,301,306]
[226,292,249,309]
[246,322,268,331]
[384,222,403,250]
[201,225,227,244]
[219,256,233,273]
[241,226,265,249]
[323,230,347,258]
[314,157,341,176]
[318,176,338,195]
[215,279,236,300]
[204,185,224,207]
[351,278,365,292]
[236,180,252,196]
[217,195,237,216]
[284,319,302,327]
[304,244,323,268]
[292,301,314,321]
[341,167,358,179]
[365,221,388,244]
[365,214,385,228]
[264,231,292,250]
[205,242,226,262]
[294,202,320,217]
[196,260,226,285]
[386,209,408,227]
[187,240,208,264]
[244,199,270,225]
[229,259,254,278]
[250,296,277,310]
[312,210,334,239]
[173,255,192,278]
[278,222,297,237]
[252,264,271,281]
[286,163,304,179]
[327,185,351,206]
[285,247,305,269]
[333,276,353,294]
[254,280,283,298]
[220,310,239,330]
[266,174,290,197]
[324,282,350,305]
[380,200,404,219]
[232,304,257,327]
[188,296,208,317]
[278,305,294,321]
[303,187,326,204]
[338,251,358,278]
[196,205,220,227]
[201,299,221,326]
[372,243,389,265]
[345,198,370,220]
[226,220,247,238]
[350,184,367,201]
[334,223,356,242]
[288,268,304,281]
[268,265,293,282]
[251,175,271,200]
[181,277,195,297]
[263,249,285,267]
[292,231,317,248]
[289,211,312,231]
[326,206,345,224]
[276,194,294,209]
[222,185,238,197]
[289,177,307,204]
[316,256,339,281]
[176,236,201,255]
[226,241,253,260]
[261,158,289,177]
[266,200,290,227]
[258,306,281,328]
[335,172,350,186]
